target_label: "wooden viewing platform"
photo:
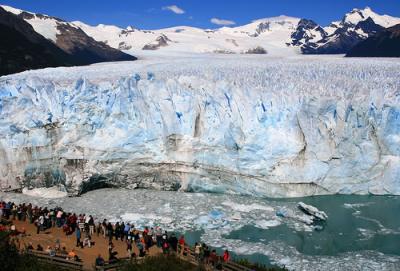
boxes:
[3,217,267,271]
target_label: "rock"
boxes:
[243,46,267,54]
[142,34,171,50]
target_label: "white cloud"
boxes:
[162,5,185,14]
[210,17,236,26]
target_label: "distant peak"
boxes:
[1,4,24,15]
[252,15,300,24]
[350,6,375,15]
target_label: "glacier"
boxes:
[0,54,400,197]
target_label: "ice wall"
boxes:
[0,56,399,197]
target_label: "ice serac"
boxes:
[0,56,399,197]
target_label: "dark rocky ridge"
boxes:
[346,24,400,57]
[291,19,327,47]
[300,17,385,54]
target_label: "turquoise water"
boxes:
[227,195,400,257]
[179,195,400,269]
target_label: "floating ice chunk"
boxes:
[222,201,274,212]
[230,213,242,220]
[343,202,373,209]
[194,215,210,225]
[298,202,328,221]
[254,219,281,229]
[209,209,224,219]
[120,212,168,226]
[22,186,68,198]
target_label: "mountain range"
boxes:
[0,4,399,75]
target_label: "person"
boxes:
[168,233,178,252]
[10,223,17,235]
[119,223,125,242]
[83,235,92,248]
[38,214,44,232]
[127,240,132,258]
[67,249,78,261]
[56,209,63,227]
[102,219,107,238]
[115,222,120,240]
[162,240,170,255]
[60,247,68,256]
[107,222,113,241]
[155,226,162,247]
[203,245,210,264]
[36,244,44,251]
[137,241,145,257]
[108,241,114,258]
[145,234,152,252]
[96,222,101,237]
[124,223,130,241]
[178,235,185,255]
[46,246,56,257]
[108,252,118,264]
[210,249,218,266]
[35,218,41,234]
[76,228,82,248]
[55,239,61,251]
[223,250,230,262]
[95,254,105,266]
[194,242,201,261]
[26,242,34,251]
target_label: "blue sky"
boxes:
[1,0,399,29]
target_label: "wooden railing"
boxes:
[27,250,84,270]
[182,246,254,271]
[95,256,144,271]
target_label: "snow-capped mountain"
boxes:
[73,15,301,55]
[0,4,135,70]
[74,7,400,55]
[300,7,400,54]
[1,4,399,61]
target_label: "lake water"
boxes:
[1,189,399,270]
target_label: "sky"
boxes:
[1,0,399,29]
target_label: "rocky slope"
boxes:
[346,24,400,57]
[0,7,75,76]
[0,5,135,76]
[298,7,400,54]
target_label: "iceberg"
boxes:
[298,202,328,221]
[0,54,400,197]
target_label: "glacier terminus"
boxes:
[0,54,399,197]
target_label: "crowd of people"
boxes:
[0,200,231,268]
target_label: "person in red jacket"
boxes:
[178,235,185,255]
[223,250,230,262]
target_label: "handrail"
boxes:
[27,250,84,270]
[95,256,144,270]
